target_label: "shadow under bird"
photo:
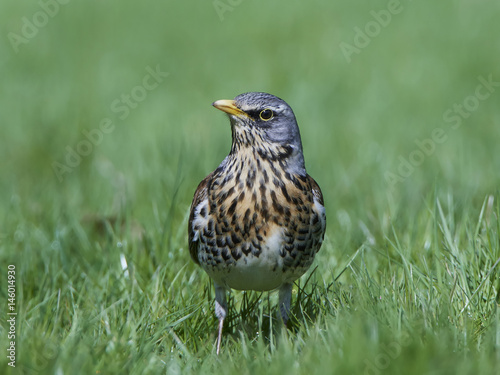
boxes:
[188,92,326,354]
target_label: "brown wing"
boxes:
[306,174,326,252]
[188,172,213,265]
[307,174,324,206]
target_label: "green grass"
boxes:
[1,0,500,373]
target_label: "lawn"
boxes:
[1,0,499,374]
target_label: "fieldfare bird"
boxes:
[188,92,326,354]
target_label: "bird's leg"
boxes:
[278,283,293,327]
[214,283,227,355]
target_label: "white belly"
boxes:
[203,228,298,291]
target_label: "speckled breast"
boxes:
[193,153,325,291]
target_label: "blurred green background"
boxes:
[1,0,498,226]
[1,0,499,373]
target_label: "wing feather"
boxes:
[188,172,213,265]
[306,174,326,251]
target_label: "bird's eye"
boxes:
[259,109,274,121]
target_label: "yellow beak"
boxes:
[212,99,248,118]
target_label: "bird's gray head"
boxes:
[213,92,306,176]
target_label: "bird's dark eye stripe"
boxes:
[246,110,261,119]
